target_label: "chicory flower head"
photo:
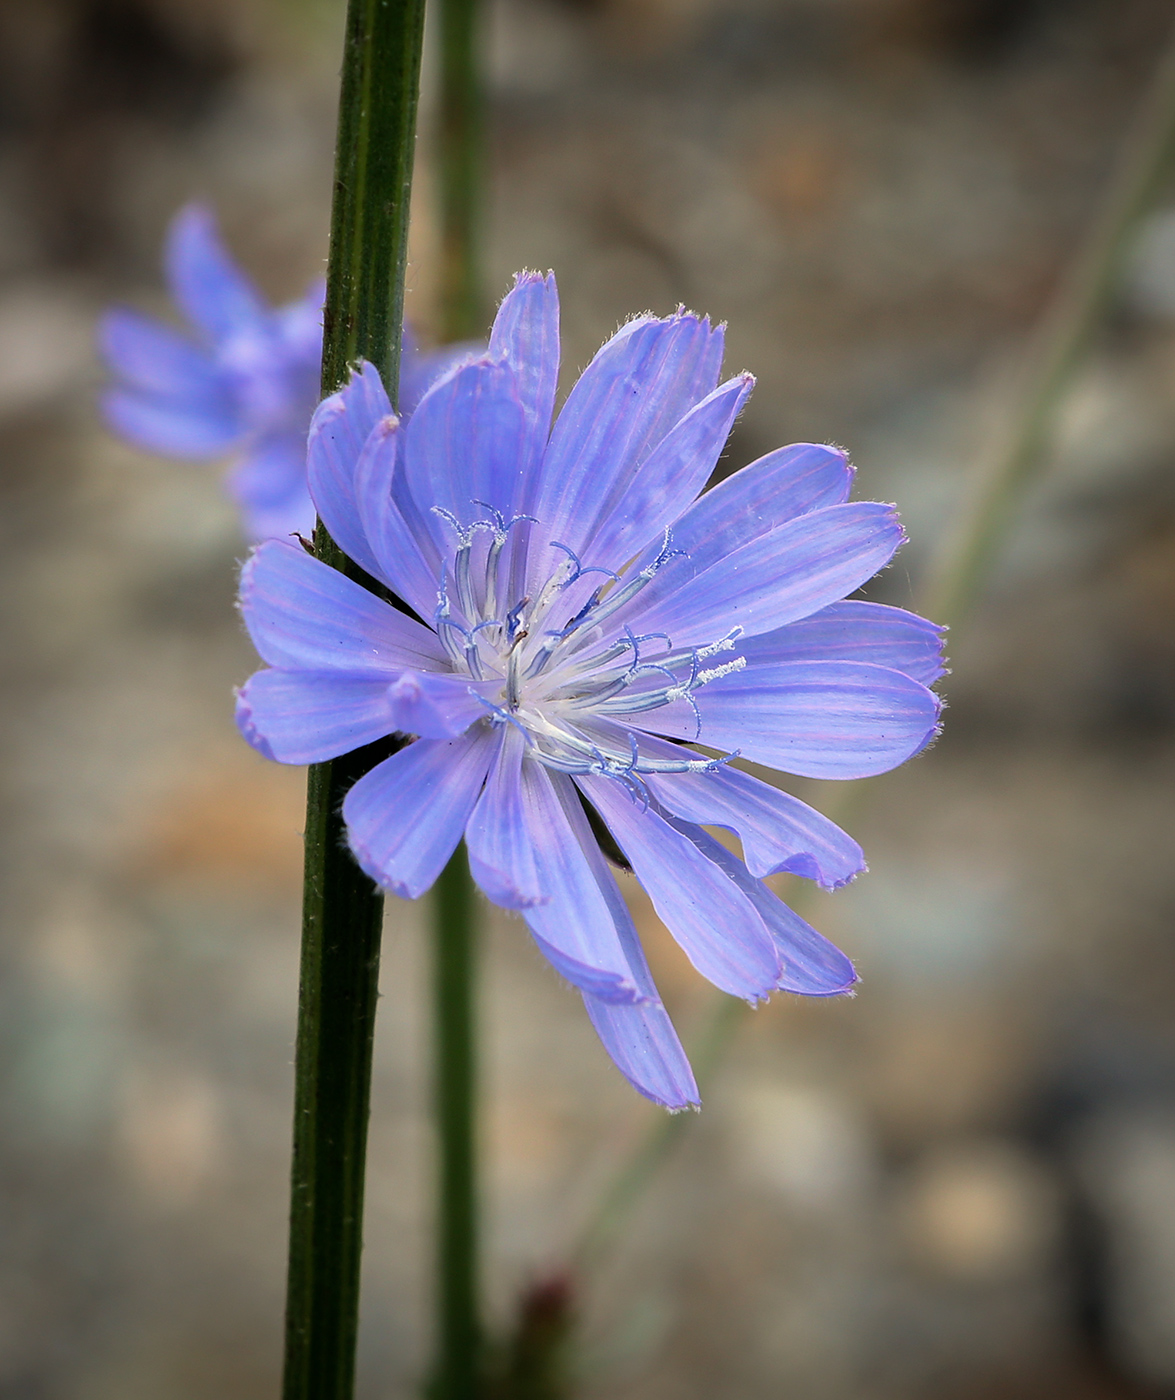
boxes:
[235,272,945,1109]
[100,204,473,541]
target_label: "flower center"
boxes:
[429,505,745,782]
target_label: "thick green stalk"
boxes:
[283,3,426,1399]
[430,1,486,1394]
[571,14,1175,1275]
[432,852,481,1398]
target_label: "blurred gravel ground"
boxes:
[3,0,1175,1396]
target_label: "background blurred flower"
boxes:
[235,272,945,1109]
[100,205,476,540]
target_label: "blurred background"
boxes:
[2,0,1175,1395]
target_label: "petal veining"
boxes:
[644,758,865,887]
[639,659,941,779]
[344,731,496,899]
[526,312,724,582]
[239,539,446,674]
[578,776,781,1000]
[519,769,645,1003]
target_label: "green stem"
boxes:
[432,853,481,1398]
[437,0,485,342]
[570,14,1175,1275]
[283,3,426,1399]
[430,3,486,1394]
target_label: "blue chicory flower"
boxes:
[235,272,945,1109]
[100,204,474,541]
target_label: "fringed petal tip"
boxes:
[347,836,419,901]
[778,961,859,998]
[912,714,946,760]
[233,685,276,762]
[504,269,556,293]
[773,851,866,892]
[468,853,551,910]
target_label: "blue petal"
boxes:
[226,434,316,541]
[100,308,225,401]
[464,726,546,909]
[578,775,781,1000]
[643,759,864,887]
[385,671,490,738]
[306,363,394,583]
[343,731,496,899]
[399,341,482,417]
[572,821,699,1108]
[235,669,395,763]
[640,660,941,780]
[739,600,947,687]
[617,442,853,622]
[586,373,754,574]
[519,769,645,1002]
[526,312,724,584]
[622,501,905,649]
[239,539,447,673]
[402,357,530,558]
[582,996,699,1110]
[275,282,325,363]
[667,820,857,996]
[352,416,444,618]
[488,272,560,505]
[102,388,242,457]
[164,204,267,345]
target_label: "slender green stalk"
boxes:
[437,0,485,342]
[428,2,486,1394]
[571,14,1175,1273]
[432,853,481,1398]
[283,3,426,1399]
[923,21,1175,628]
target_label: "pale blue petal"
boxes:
[465,726,546,909]
[102,387,242,457]
[164,204,267,345]
[586,373,754,573]
[617,442,853,621]
[352,416,443,618]
[526,312,724,584]
[582,995,699,1110]
[235,670,395,764]
[488,272,560,505]
[384,671,489,739]
[622,501,905,649]
[644,759,864,887]
[275,282,325,362]
[226,434,316,541]
[572,820,700,1108]
[639,660,941,780]
[520,769,644,1002]
[306,365,394,582]
[667,820,857,996]
[343,730,496,899]
[239,539,447,673]
[577,775,781,1000]
[402,357,530,557]
[100,308,225,401]
[740,600,947,686]
[399,341,482,417]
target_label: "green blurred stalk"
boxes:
[438,0,485,343]
[429,1,486,1396]
[283,2,426,1398]
[572,13,1175,1274]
